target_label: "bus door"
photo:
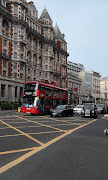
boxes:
[40,98,45,113]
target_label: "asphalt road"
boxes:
[0,113,108,180]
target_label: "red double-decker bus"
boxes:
[22,81,68,115]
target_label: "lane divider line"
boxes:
[0,119,97,174]
[0,119,44,146]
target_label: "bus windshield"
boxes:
[23,96,39,107]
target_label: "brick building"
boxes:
[0,0,68,102]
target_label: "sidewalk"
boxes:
[0,110,21,116]
[102,114,108,120]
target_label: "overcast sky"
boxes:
[27,0,108,77]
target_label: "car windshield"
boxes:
[75,105,83,108]
[96,104,104,108]
[84,104,94,110]
[56,105,66,109]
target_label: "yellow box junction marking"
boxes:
[39,115,88,124]
[14,116,67,132]
[0,130,62,139]
[0,119,97,174]
[0,119,43,146]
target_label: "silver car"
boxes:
[73,105,84,114]
[96,104,106,114]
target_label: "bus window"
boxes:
[60,100,62,105]
[25,83,37,91]
[38,84,41,90]
[62,100,67,105]
[53,99,56,106]
[41,86,45,91]
[45,99,49,106]
[23,96,36,107]
[50,99,53,106]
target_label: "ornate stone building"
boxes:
[67,73,82,105]
[0,0,68,102]
[100,77,108,106]
[88,70,101,103]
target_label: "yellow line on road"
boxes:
[50,123,84,126]
[39,116,86,124]
[2,121,30,124]
[0,125,41,130]
[0,147,36,155]
[0,119,97,174]
[0,119,44,146]
[29,130,62,135]
[1,119,27,121]
[0,130,61,139]
[65,119,90,122]
[0,134,22,138]
[14,116,67,132]
[0,127,10,130]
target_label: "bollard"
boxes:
[18,107,21,112]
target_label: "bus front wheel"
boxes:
[46,108,50,115]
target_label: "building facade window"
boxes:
[34,70,36,76]
[13,62,17,69]
[14,52,17,59]
[3,60,6,68]
[20,63,23,71]
[45,65,48,70]
[3,39,7,47]
[14,5,18,12]
[3,71,6,76]
[20,87,23,98]
[14,25,18,31]
[3,49,7,55]
[1,85,5,97]
[14,43,18,50]
[14,33,18,39]
[14,73,17,78]
[45,73,48,78]
[15,86,17,98]
[20,73,23,80]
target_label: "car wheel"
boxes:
[46,108,50,115]
[94,114,97,118]
[71,112,73,116]
[31,113,34,116]
[62,112,66,117]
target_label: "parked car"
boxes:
[81,104,98,118]
[50,105,73,117]
[96,104,106,114]
[73,105,84,114]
